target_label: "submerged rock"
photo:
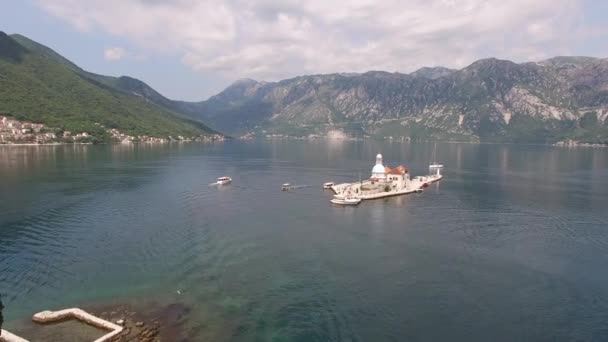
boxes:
[91,301,192,341]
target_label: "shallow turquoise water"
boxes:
[1,141,608,341]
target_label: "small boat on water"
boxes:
[323,182,335,189]
[330,196,361,206]
[429,143,444,176]
[428,163,444,181]
[282,183,291,191]
[216,176,232,185]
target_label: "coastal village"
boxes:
[0,116,55,144]
[0,115,223,144]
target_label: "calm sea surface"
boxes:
[1,140,608,341]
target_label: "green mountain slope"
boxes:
[0,32,218,140]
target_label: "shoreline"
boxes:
[1,136,606,147]
[0,140,226,147]
[4,300,192,341]
[246,136,608,147]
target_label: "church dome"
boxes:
[372,164,386,174]
[371,153,386,178]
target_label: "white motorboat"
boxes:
[282,183,291,191]
[330,196,361,205]
[216,176,232,185]
[323,182,335,189]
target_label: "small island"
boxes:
[330,153,443,203]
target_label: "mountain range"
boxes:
[184,57,608,144]
[1,31,607,144]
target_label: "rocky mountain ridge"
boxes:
[187,56,608,143]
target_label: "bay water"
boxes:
[1,141,607,341]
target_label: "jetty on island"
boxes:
[330,154,442,203]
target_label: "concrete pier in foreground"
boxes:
[33,308,123,342]
[0,330,29,342]
[1,308,124,342]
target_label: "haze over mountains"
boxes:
[1,32,607,144]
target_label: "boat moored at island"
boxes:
[329,153,443,203]
[323,182,335,189]
[330,196,362,206]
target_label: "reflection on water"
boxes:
[1,141,608,341]
[368,201,386,235]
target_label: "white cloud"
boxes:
[104,47,125,61]
[38,0,594,81]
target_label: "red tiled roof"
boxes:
[386,165,408,174]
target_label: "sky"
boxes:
[1,0,607,101]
